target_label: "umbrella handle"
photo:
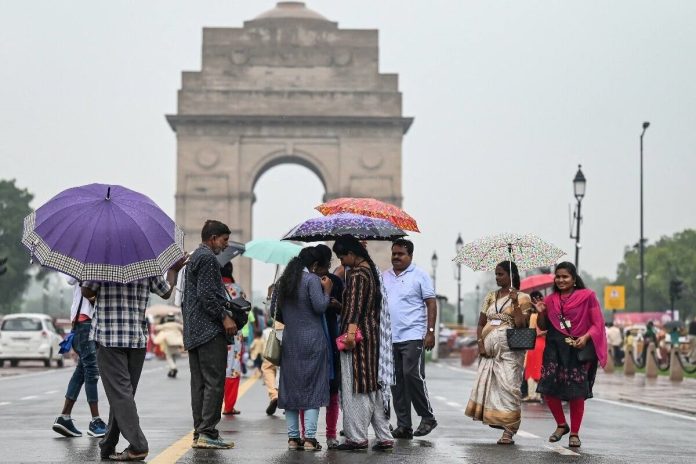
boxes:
[508,244,515,290]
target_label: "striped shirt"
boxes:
[85,277,171,348]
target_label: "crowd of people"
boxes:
[51,217,618,460]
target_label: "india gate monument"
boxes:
[168,2,412,291]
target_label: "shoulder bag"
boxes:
[59,297,84,354]
[558,295,597,363]
[262,290,282,366]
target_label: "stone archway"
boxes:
[168,2,412,292]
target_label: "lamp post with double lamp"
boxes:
[569,165,586,272]
[455,234,464,325]
[639,121,650,312]
[431,251,439,361]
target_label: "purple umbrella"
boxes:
[282,213,407,242]
[22,184,185,283]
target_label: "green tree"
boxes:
[0,179,33,314]
[614,229,696,318]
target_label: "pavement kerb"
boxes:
[149,373,260,464]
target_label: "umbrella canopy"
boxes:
[454,233,566,272]
[216,241,246,266]
[243,239,303,265]
[520,274,555,293]
[315,197,420,232]
[22,183,185,283]
[282,213,407,242]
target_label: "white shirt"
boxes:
[66,275,95,320]
[383,264,436,343]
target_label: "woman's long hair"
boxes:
[552,261,586,292]
[276,247,322,307]
[332,235,382,310]
[496,260,521,290]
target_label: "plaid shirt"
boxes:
[85,276,171,348]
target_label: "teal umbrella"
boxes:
[243,239,303,265]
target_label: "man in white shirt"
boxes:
[382,239,438,439]
[606,322,624,365]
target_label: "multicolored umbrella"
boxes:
[22,183,185,283]
[243,239,303,265]
[316,197,420,232]
[282,213,407,242]
[453,233,565,272]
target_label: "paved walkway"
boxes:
[593,370,696,415]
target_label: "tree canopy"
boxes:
[0,179,33,314]
[614,229,696,318]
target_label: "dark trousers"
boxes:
[391,340,435,428]
[96,345,147,455]
[189,334,228,439]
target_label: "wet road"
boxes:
[0,357,693,463]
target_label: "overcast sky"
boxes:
[2,1,695,303]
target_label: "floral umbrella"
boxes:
[453,233,566,272]
[282,213,407,242]
[316,197,420,232]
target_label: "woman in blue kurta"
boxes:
[275,247,332,451]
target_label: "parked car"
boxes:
[0,313,65,367]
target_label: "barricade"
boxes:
[645,342,658,379]
[604,346,615,373]
[624,345,636,376]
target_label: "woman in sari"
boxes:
[332,235,394,452]
[465,261,532,445]
[535,261,607,448]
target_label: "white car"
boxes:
[0,313,65,367]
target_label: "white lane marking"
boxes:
[446,401,462,408]
[594,398,696,422]
[445,365,477,376]
[516,430,540,439]
[44,390,58,395]
[20,395,38,400]
[434,396,448,401]
[0,402,12,407]
[544,444,580,456]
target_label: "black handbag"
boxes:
[506,328,537,351]
[225,296,251,329]
[576,339,597,362]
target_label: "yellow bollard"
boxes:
[624,345,636,376]
[604,346,615,373]
[645,342,658,379]
[669,347,684,382]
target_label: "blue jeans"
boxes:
[286,408,319,439]
[65,321,99,403]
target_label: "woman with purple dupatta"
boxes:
[535,262,607,448]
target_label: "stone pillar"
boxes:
[624,345,636,376]
[603,345,615,373]
[669,347,684,382]
[645,342,658,379]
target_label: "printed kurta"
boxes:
[340,266,381,394]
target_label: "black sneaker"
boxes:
[413,419,438,437]
[391,426,413,439]
[52,416,82,437]
[266,398,278,416]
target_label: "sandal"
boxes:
[288,438,305,451]
[548,424,570,442]
[497,430,515,445]
[568,434,581,448]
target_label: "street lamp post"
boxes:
[640,121,650,312]
[570,165,586,272]
[455,234,463,325]
[431,251,439,361]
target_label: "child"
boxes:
[249,330,265,375]
[222,334,242,415]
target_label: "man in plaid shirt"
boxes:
[82,258,188,461]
